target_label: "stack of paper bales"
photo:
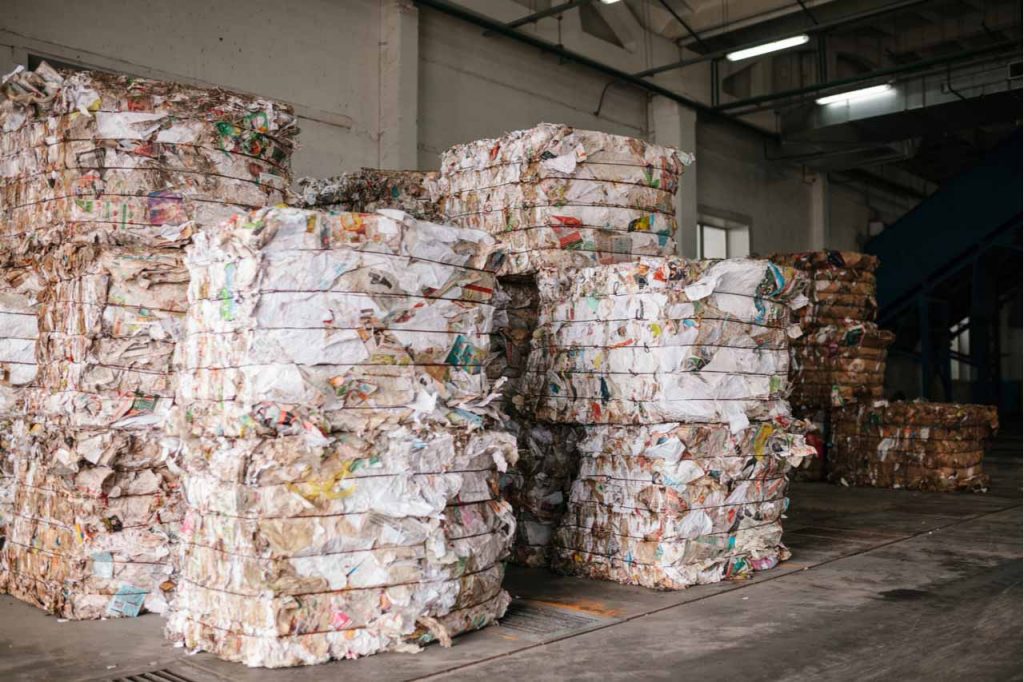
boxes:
[830,401,997,491]
[439,124,692,566]
[767,251,894,480]
[0,62,294,617]
[519,257,814,589]
[164,207,516,667]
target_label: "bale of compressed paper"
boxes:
[0,266,39,562]
[440,124,694,566]
[439,123,691,275]
[0,62,295,263]
[0,62,296,617]
[789,322,894,411]
[296,169,444,222]
[164,207,516,668]
[830,401,997,491]
[519,257,808,428]
[525,256,812,588]
[767,251,878,326]
[550,420,814,589]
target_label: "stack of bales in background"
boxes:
[831,401,998,491]
[439,124,691,566]
[0,63,294,617]
[296,169,444,222]
[521,258,814,589]
[767,251,894,480]
[165,207,516,667]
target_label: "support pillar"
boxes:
[809,171,830,249]
[379,0,419,169]
[649,96,698,258]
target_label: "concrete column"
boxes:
[649,96,698,258]
[809,171,830,249]
[378,0,419,170]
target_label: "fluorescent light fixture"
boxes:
[599,0,621,4]
[726,35,809,62]
[815,83,893,105]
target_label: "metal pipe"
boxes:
[635,0,933,79]
[413,0,773,137]
[715,40,1020,112]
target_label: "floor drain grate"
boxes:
[112,670,197,682]
[500,600,606,637]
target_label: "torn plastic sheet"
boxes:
[830,400,998,491]
[296,169,444,222]
[165,207,516,667]
[550,420,813,590]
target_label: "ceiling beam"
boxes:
[504,0,591,30]
[636,0,934,79]
[413,0,772,137]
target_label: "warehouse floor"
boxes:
[1,435,1020,682]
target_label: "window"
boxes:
[950,317,971,381]
[698,216,750,259]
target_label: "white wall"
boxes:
[1,0,910,254]
[1,0,384,178]
[417,9,648,169]
[696,119,813,255]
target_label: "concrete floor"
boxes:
[1,436,1020,682]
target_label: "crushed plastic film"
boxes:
[0,62,295,617]
[163,207,516,668]
[830,400,997,492]
[296,169,444,222]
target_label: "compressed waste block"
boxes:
[767,251,879,327]
[0,265,39,561]
[789,322,895,412]
[164,207,517,667]
[519,258,807,428]
[296,169,444,222]
[523,256,814,589]
[830,401,997,491]
[0,61,295,617]
[439,122,690,275]
[439,124,693,566]
[765,251,891,482]
[550,421,813,589]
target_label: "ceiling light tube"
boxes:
[815,83,893,105]
[599,0,621,4]
[726,35,809,62]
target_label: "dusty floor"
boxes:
[1,436,1020,682]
